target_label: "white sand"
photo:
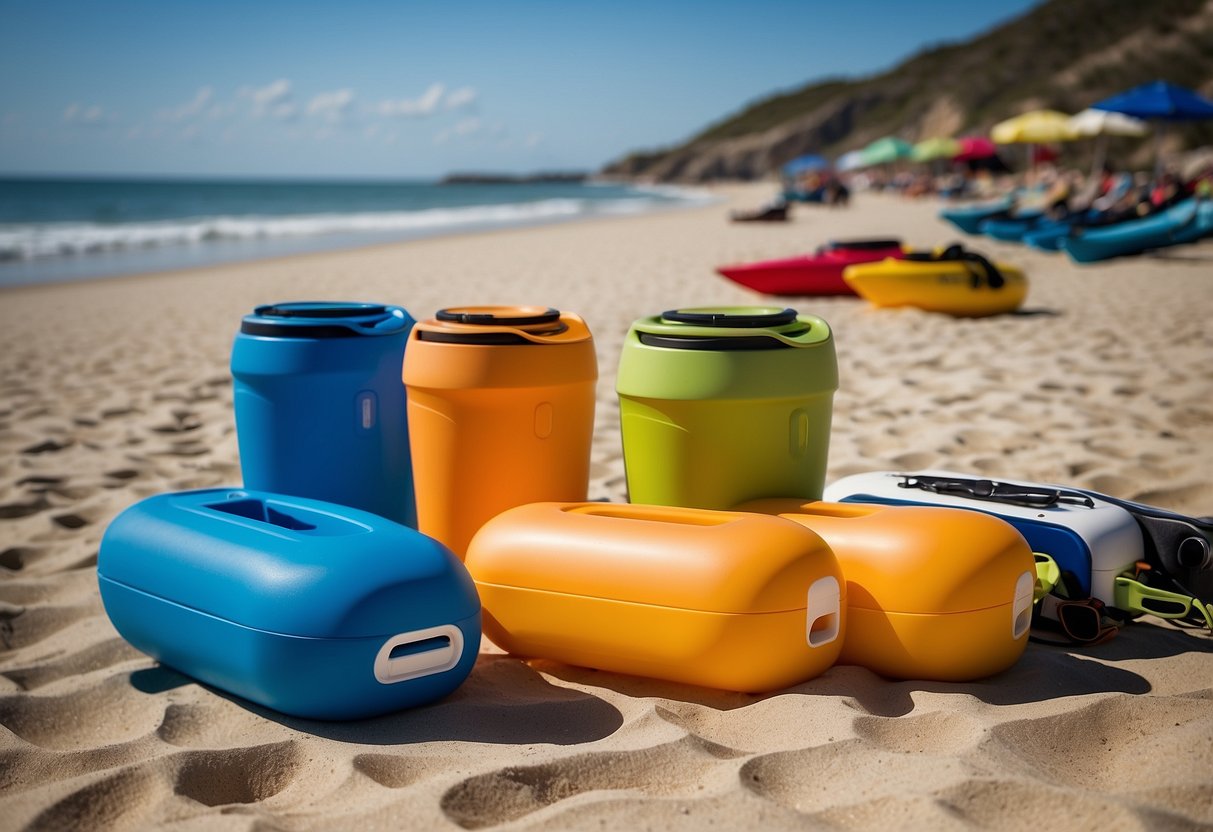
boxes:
[2,185,1212,830]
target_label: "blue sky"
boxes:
[0,1,1040,178]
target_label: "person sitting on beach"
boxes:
[1043,172,1075,219]
[1149,172,1184,212]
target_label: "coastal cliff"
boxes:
[602,0,1213,182]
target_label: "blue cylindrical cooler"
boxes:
[231,302,416,526]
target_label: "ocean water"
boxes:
[0,177,710,287]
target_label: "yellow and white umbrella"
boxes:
[991,110,1078,170]
[991,110,1078,144]
[1067,108,1149,178]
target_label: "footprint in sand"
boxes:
[439,736,741,829]
[172,741,303,806]
[933,778,1155,830]
[1,638,143,692]
[0,546,44,572]
[988,693,1213,792]
[25,766,170,832]
[0,496,51,520]
[852,711,984,754]
[355,753,463,789]
[0,602,95,651]
[21,439,73,455]
[740,739,972,816]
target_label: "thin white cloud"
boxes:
[159,86,213,122]
[524,132,543,148]
[240,79,294,118]
[444,86,478,110]
[455,117,482,136]
[434,117,498,145]
[307,88,354,122]
[378,83,446,117]
[63,103,112,125]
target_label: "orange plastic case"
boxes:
[464,502,846,692]
[402,307,597,558]
[737,500,1035,681]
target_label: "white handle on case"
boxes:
[806,576,841,648]
[374,624,464,684]
[1012,570,1035,639]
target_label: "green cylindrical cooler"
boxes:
[617,306,838,509]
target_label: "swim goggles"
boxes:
[1030,554,1120,645]
[1113,562,1213,631]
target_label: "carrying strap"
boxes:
[898,474,1095,509]
[907,244,1007,289]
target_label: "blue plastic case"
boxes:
[97,488,481,720]
[230,302,417,527]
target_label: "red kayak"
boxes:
[716,239,905,296]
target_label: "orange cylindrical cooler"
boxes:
[736,499,1036,681]
[402,307,597,558]
[464,502,845,692]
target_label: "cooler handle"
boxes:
[374,624,464,684]
[564,503,732,527]
[1012,570,1035,639]
[806,576,841,648]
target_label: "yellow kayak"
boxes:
[843,248,1027,317]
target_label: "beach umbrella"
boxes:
[911,137,960,163]
[954,136,998,162]
[836,150,866,172]
[782,154,830,175]
[1092,80,1213,121]
[1067,108,1149,138]
[990,110,1078,145]
[991,110,1077,171]
[1092,81,1213,176]
[1067,108,1149,179]
[861,137,914,167]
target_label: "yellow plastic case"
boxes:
[465,502,845,692]
[737,499,1035,681]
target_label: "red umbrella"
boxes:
[953,136,997,161]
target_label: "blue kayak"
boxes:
[1173,198,1213,245]
[1062,199,1201,263]
[1023,220,1079,251]
[783,188,825,203]
[978,210,1049,242]
[940,198,1013,234]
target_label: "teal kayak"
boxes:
[1173,198,1213,245]
[1062,199,1201,263]
[940,199,1012,234]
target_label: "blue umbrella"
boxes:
[782,154,830,175]
[1093,81,1213,176]
[1092,80,1213,120]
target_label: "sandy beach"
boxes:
[2,183,1213,830]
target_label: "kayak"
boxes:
[1172,198,1213,245]
[1062,198,1200,263]
[1023,219,1081,251]
[939,199,1013,234]
[979,211,1052,242]
[783,188,825,203]
[716,238,905,296]
[843,248,1027,317]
